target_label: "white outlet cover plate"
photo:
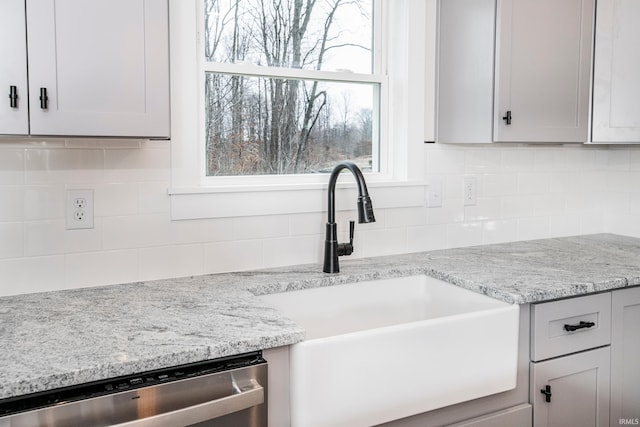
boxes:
[463,176,477,206]
[66,189,94,230]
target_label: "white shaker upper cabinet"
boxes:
[495,0,594,143]
[436,0,594,144]
[25,0,170,138]
[592,0,640,143]
[0,0,29,135]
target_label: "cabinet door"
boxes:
[0,0,29,135]
[531,347,610,427]
[592,0,640,142]
[611,287,640,423]
[494,0,594,143]
[25,0,169,138]
[436,0,495,143]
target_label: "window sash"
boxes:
[196,0,386,185]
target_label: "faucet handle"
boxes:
[337,221,356,257]
[349,220,355,246]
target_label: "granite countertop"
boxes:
[2,233,640,401]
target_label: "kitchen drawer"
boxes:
[530,292,611,361]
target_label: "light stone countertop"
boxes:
[1,233,640,400]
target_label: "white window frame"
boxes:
[168,0,429,220]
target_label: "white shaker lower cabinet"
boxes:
[611,286,640,424]
[592,0,640,143]
[0,0,29,135]
[529,292,612,427]
[24,0,170,138]
[531,347,610,427]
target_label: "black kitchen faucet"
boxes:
[323,161,376,273]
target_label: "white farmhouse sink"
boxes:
[259,275,520,427]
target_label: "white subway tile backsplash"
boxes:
[0,149,24,185]
[358,227,407,257]
[607,149,631,170]
[406,224,447,253]
[0,187,24,222]
[24,220,67,256]
[565,148,597,171]
[517,172,551,194]
[548,172,570,193]
[465,149,502,174]
[288,212,325,236]
[139,244,204,280]
[24,186,65,221]
[104,148,170,182]
[446,222,483,248]
[607,171,634,194]
[0,222,24,259]
[517,217,549,241]
[385,206,427,228]
[427,198,465,224]
[534,148,567,172]
[629,194,640,214]
[0,255,66,295]
[443,174,465,200]
[203,240,262,274]
[532,194,566,216]
[138,182,170,214]
[263,236,322,267]
[65,139,143,149]
[23,219,102,257]
[170,217,235,245]
[548,214,582,238]
[579,211,606,235]
[482,219,518,245]
[102,214,171,250]
[629,150,640,170]
[502,149,535,172]
[426,148,465,174]
[464,198,501,221]
[483,173,518,197]
[25,149,104,184]
[3,138,640,295]
[233,215,290,240]
[65,250,138,288]
[564,192,592,212]
[501,195,536,219]
[95,183,139,216]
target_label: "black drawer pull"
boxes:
[39,87,49,109]
[564,321,595,332]
[9,85,18,108]
[540,385,552,403]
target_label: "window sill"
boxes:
[169,181,426,220]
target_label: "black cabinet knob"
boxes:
[9,86,18,108]
[502,110,512,125]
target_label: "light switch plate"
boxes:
[427,178,443,208]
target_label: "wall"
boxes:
[2,138,637,296]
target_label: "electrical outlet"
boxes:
[463,177,477,206]
[66,189,94,230]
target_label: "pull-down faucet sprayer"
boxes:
[323,161,376,273]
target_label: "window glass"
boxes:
[203,0,377,177]
[204,0,372,73]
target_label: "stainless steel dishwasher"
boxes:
[0,351,267,427]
